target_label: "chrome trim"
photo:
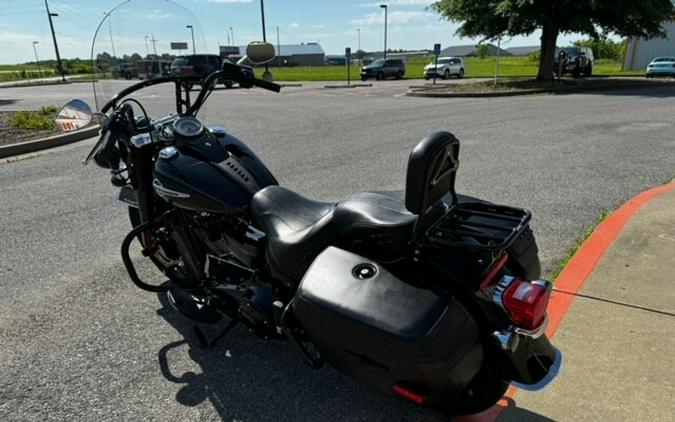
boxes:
[158,146,178,160]
[130,133,152,148]
[210,126,227,137]
[512,347,563,392]
[152,179,191,199]
[493,330,520,353]
[513,315,549,339]
[245,226,266,242]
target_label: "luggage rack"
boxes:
[425,202,531,252]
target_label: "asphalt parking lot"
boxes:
[1,80,674,421]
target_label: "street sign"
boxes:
[433,43,441,56]
[345,47,352,58]
[171,42,188,50]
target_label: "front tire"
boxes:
[585,63,593,77]
[458,68,465,79]
[443,69,450,80]
[376,71,384,81]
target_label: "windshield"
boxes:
[91,0,209,118]
[371,59,385,66]
[437,59,452,65]
[557,47,581,57]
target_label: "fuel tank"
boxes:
[153,130,277,215]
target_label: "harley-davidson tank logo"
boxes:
[153,179,191,199]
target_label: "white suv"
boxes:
[424,57,465,80]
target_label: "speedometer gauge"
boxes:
[173,117,204,138]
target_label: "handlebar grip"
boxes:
[252,77,281,93]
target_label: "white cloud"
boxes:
[350,11,433,26]
[290,22,300,27]
[312,24,326,29]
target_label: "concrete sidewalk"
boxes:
[497,185,675,421]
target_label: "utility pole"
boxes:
[276,26,281,68]
[227,33,231,47]
[380,4,387,60]
[149,35,158,56]
[357,28,361,64]
[144,36,150,56]
[44,0,65,81]
[230,27,235,47]
[186,25,196,54]
[32,41,42,79]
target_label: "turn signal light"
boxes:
[501,278,551,330]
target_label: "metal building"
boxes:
[624,22,675,70]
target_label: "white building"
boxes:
[624,21,675,70]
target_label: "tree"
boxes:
[573,35,623,61]
[475,43,489,58]
[431,0,674,80]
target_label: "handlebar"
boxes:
[251,77,281,93]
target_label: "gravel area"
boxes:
[0,111,58,146]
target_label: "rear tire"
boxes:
[396,71,404,80]
[458,68,464,79]
[443,69,450,80]
[448,364,510,416]
[376,71,384,81]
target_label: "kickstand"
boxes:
[193,318,239,349]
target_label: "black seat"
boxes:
[333,191,416,260]
[250,186,336,285]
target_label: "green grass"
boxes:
[551,209,612,281]
[255,56,642,81]
[9,106,59,131]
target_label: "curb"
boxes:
[324,83,373,89]
[0,125,100,159]
[406,80,675,98]
[457,181,675,422]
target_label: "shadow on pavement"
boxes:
[496,400,557,421]
[0,99,18,106]
[154,292,442,422]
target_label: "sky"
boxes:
[0,0,587,64]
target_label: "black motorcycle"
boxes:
[58,41,561,417]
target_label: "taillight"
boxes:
[497,277,551,330]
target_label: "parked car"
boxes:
[645,57,675,78]
[137,60,171,80]
[424,57,465,80]
[114,63,138,79]
[171,54,233,89]
[360,59,405,81]
[553,47,594,77]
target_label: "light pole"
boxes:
[44,0,65,81]
[380,4,387,60]
[230,27,235,47]
[259,0,272,80]
[144,35,150,56]
[32,41,43,79]
[186,25,196,54]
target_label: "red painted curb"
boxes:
[455,182,675,422]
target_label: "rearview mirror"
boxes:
[55,99,93,132]
[246,42,275,65]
